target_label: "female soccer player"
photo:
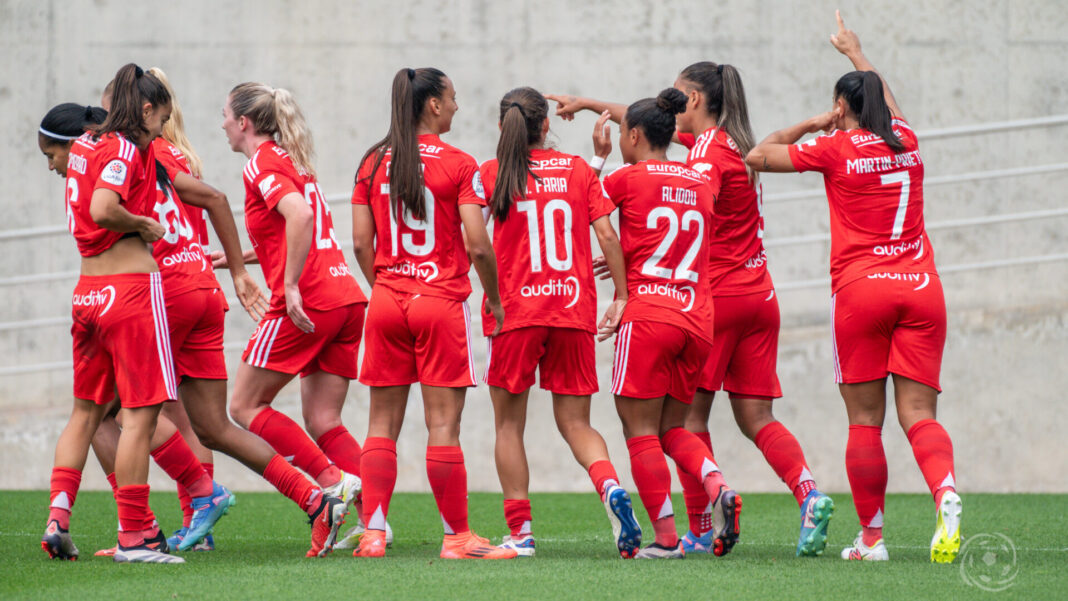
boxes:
[548,63,833,556]
[42,64,181,564]
[351,67,515,560]
[479,87,641,558]
[745,12,961,563]
[42,97,237,558]
[599,89,741,559]
[223,82,367,557]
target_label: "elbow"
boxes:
[89,204,113,228]
[468,243,493,264]
[351,235,372,258]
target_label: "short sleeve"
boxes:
[677,132,696,149]
[576,159,613,222]
[454,153,487,207]
[247,166,301,210]
[478,160,497,204]
[94,141,136,201]
[891,118,918,147]
[601,166,629,208]
[787,132,840,173]
[351,155,377,206]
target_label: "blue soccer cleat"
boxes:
[680,529,715,554]
[604,485,642,558]
[179,482,235,551]
[797,490,834,557]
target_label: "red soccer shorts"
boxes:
[831,272,946,391]
[360,285,476,388]
[71,272,177,407]
[242,302,365,379]
[167,287,227,383]
[611,320,711,403]
[485,326,598,396]
[698,290,783,399]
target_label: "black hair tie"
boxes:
[134,65,144,78]
[406,68,415,80]
[716,64,724,74]
[84,105,93,119]
[509,102,525,116]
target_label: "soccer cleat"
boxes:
[93,546,117,557]
[797,491,835,557]
[440,531,519,559]
[930,491,962,564]
[166,527,187,551]
[352,528,387,558]
[114,544,185,564]
[634,541,685,559]
[335,516,394,550]
[307,494,348,558]
[498,534,536,557]
[680,529,714,554]
[144,526,170,554]
[840,533,889,561]
[179,482,234,551]
[603,485,642,558]
[711,486,742,557]
[324,472,362,511]
[41,519,79,561]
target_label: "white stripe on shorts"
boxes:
[249,318,282,369]
[830,294,842,383]
[611,323,633,395]
[483,336,493,384]
[150,273,178,399]
[462,301,476,386]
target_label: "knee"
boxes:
[304,414,342,440]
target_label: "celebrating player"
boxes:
[351,67,515,560]
[42,64,182,564]
[223,82,366,557]
[479,87,641,558]
[599,89,741,559]
[745,11,961,563]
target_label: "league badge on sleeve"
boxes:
[472,171,486,200]
[101,160,128,186]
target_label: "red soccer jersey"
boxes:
[154,139,210,250]
[151,138,216,296]
[602,160,718,343]
[787,118,937,292]
[65,132,158,257]
[243,140,364,313]
[479,149,614,336]
[679,129,773,295]
[351,133,487,301]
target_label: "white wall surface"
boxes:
[1,0,1065,497]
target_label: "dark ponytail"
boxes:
[679,62,757,179]
[624,88,687,150]
[39,103,107,145]
[92,63,170,142]
[490,87,548,222]
[834,71,905,152]
[358,67,448,221]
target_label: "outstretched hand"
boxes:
[545,94,583,121]
[830,9,861,57]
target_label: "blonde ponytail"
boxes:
[229,82,316,177]
[147,67,203,178]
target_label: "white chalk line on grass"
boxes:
[2,530,1065,552]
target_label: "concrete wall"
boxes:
[1,0,1066,496]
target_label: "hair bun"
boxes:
[655,88,687,116]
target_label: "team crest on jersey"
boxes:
[101,160,127,186]
[472,172,486,200]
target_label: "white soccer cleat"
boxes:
[841,532,889,561]
[930,491,962,563]
[498,534,536,557]
[113,545,185,564]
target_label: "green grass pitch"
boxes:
[2,490,1064,600]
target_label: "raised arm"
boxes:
[831,10,903,119]
[746,111,837,173]
[544,94,627,124]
